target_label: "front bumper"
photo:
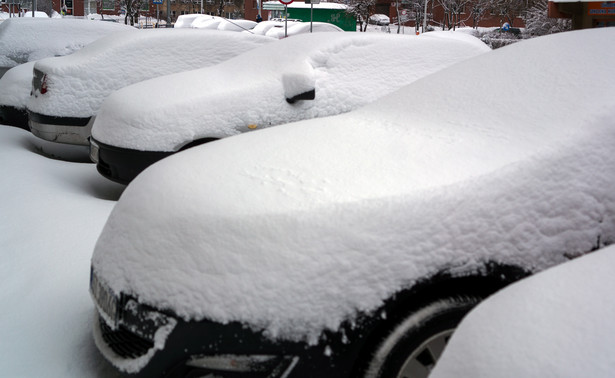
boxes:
[90,137,173,185]
[90,269,363,378]
[0,105,28,130]
[28,111,93,146]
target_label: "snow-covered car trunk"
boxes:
[0,17,134,77]
[0,62,35,128]
[89,31,490,183]
[90,28,615,377]
[25,29,273,146]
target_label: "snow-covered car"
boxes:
[430,245,615,378]
[89,31,489,184]
[369,14,390,26]
[265,21,344,38]
[248,19,301,36]
[174,14,256,31]
[89,28,615,377]
[0,17,133,79]
[26,29,273,146]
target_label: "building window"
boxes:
[102,0,115,10]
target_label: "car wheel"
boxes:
[363,295,482,378]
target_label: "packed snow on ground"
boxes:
[0,17,134,69]
[91,31,489,151]
[431,244,615,378]
[26,29,273,118]
[0,126,125,376]
[92,28,615,345]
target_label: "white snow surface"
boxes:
[26,29,273,118]
[0,17,134,68]
[91,28,615,345]
[431,244,615,378]
[0,126,125,376]
[0,61,35,107]
[91,31,489,151]
[265,22,344,38]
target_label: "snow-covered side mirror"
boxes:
[282,69,315,104]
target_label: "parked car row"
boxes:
[2,20,613,377]
[87,28,614,377]
[0,17,134,126]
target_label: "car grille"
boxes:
[99,317,154,359]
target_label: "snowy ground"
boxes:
[0,126,124,376]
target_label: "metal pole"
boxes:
[200,0,203,13]
[284,4,287,38]
[32,0,36,16]
[310,3,313,32]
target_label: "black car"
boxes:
[89,28,615,377]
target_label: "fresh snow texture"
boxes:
[91,31,490,151]
[0,17,134,69]
[91,28,615,345]
[0,126,125,376]
[431,245,615,378]
[0,61,35,107]
[265,22,344,39]
[26,29,273,118]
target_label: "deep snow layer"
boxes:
[91,28,615,344]
[0,17,133,68]
[26,29,273,118]
[91,31,489,151]
[431,244,615,378]
[0,126,124,376]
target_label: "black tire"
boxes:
[363,295,482,378]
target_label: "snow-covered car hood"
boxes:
[91,28,615,345]
[430,244,615,378]
[90,31,490,151]
[0,18,134,69]
[26,29,273,118]
[0,61,35,108]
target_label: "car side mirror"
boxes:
[282,70,315,104]
[286,89,315,104]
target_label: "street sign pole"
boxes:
[278,0,293,38]
[310,2,313,32]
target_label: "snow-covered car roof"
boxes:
[23,11,49,17]
[174,14,256,31]
[0,18,134,70]
[91,31,489,151]
[249,20,300,36]
[91,28,615,344]
[26,29,274,118]
[431,244,615,377]
[173,13,204,28]
[265,21,343,38]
